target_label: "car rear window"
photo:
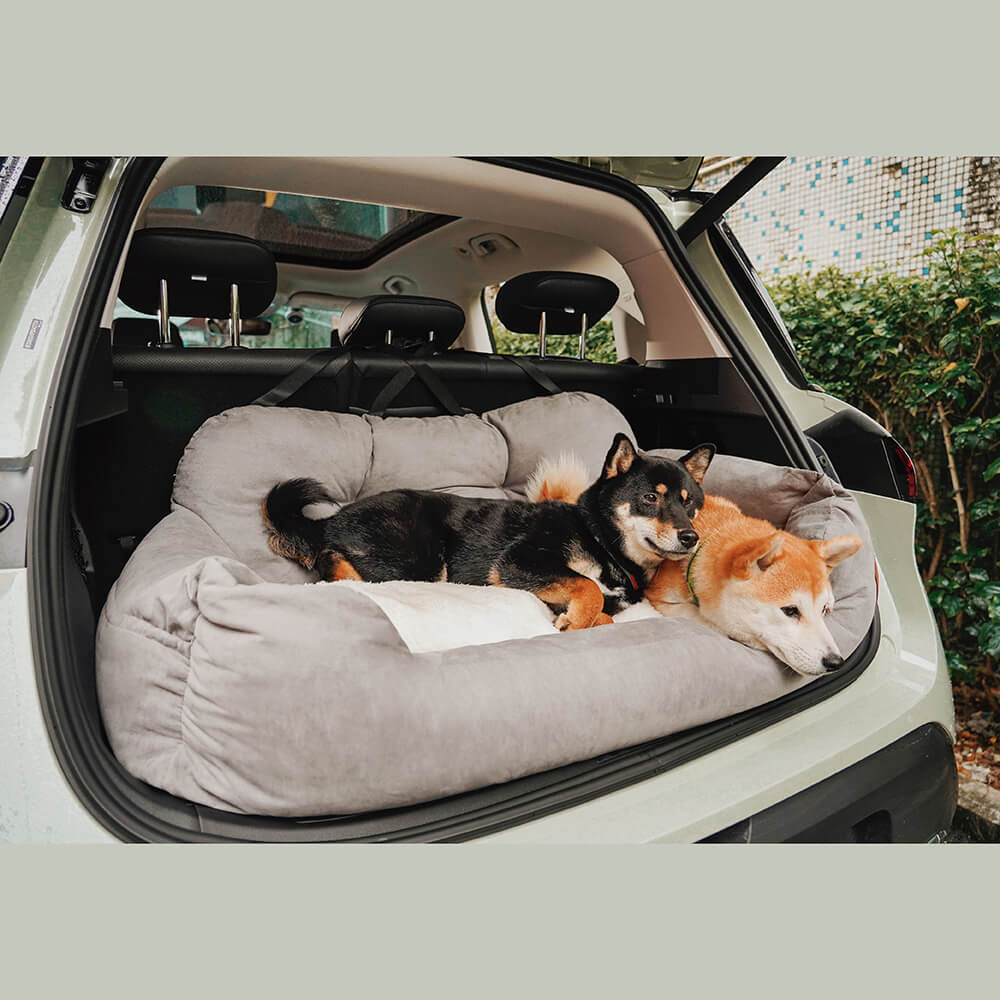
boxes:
[145,184,452,267]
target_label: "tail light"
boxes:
[884,438,919,503]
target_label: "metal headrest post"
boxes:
[229,282,242,348]
[386,329,393,346]
[538,311,547,358]
[157,278,172,347]
[578,312,588,360]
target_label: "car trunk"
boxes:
[30,157,880,841]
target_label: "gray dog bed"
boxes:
[95,392,876,817]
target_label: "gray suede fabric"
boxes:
[97,392,877,817]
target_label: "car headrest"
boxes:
[118,228,277,318]
[495,271,619,336]
[112,317,183,348]
[337,295,465,351]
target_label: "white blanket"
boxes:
[320,579,660,653]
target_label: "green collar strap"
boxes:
[684,531,717,608]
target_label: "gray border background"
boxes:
[3,0,997,992]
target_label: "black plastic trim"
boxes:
[30,156,880,843]
[700,723,957,843]
[706,221,813,391]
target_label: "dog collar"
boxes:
[684,531,719,608]
[685,543,702,606]
[581,519,642,600]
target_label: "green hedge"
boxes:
[491,318,618,364]
[767,231,1000,689]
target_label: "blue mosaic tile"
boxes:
[856,252,862,259]
[955,188,963,196]
[847,176,853,184]
[902,167,909,175]
[934,194,941,202]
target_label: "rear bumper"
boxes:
[701,723,957,843]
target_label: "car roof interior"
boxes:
[101,156,731,362]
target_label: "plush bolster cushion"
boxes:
[97,393,877,817]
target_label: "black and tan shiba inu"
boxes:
[262,434,715,630]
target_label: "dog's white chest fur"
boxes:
[568,546,626,598]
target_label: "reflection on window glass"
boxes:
[111,301,344,349]
[146,184,435,265]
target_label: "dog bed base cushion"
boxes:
[96,393,876,817]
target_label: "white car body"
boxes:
[0,156,955,842]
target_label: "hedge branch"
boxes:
[936,401,969,553]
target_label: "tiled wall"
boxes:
[696,156,1000,277]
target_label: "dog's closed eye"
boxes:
[781,606,800,619]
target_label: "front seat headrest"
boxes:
[118,228,277,318]
[495,271,619,336]
[338,295,465,351]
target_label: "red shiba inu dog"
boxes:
[528,453,863,675]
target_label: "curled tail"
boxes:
[525,451,591,504]
[262,477,334,569]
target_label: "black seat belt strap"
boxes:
[252,351,352,407]
[410,361,470,416]
[503,355,561,395]
[368,366,416,416]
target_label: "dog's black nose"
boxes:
[679,530,698,549]
[822,654,844,672]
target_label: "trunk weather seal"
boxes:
[30,155,874,844]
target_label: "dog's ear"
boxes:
[813,534,862,568]
[730,532,784,579]
[678,443,716,484]
[603,433,637,479]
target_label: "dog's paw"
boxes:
[554,613,571,631]
[593,612,614,626]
